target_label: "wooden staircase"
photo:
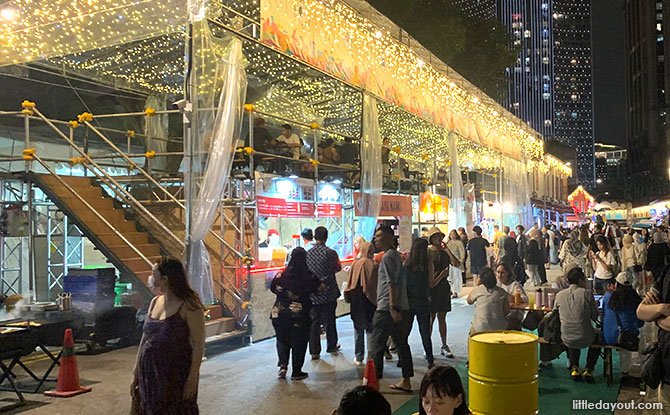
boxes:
[32,173,245,346]
[35,174,159,285]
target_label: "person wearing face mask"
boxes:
[419,365,470,415]
[131,257,206,415]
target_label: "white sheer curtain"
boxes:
[185,21,247,303]
[357,94,382,242]
[448,131,466,230]
[144,95,168,174]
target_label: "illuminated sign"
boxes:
[420,192,448,214]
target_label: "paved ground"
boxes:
[0,265,657,415]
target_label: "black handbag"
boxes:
[522,310,543,331]
[614,310,640,351]
[641,342,663,389]
[543,308,562,344]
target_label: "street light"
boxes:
[596,178,603,184]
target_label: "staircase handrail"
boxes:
[31,154,154,269]
[32,108,185,252]
[79,120,244,259]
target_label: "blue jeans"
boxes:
[408,305,434,364]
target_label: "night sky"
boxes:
[591,0,627,147]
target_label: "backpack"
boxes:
[543,307,562,344]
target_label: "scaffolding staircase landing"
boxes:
[32,173,244,346]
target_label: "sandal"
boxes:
[389,383,412,393]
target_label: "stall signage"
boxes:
[420,191,448,214]
[255,173,342,218]
[257,196,314,217]
[354,193,412,217]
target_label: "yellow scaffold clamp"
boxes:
[392,146,402,154]
[242,256,254,265]
[243,104,255,113]
[77,112,93,123]
[393,174,401,180]
[22,148,35,160]
[69,156,87,166]
[447,183,453,187]
[310,159,320,166]
[21,101,35,115]
[68,121,79,129]
[144,108,156,117]
[145,151,156,159]
[421,179,430,185]
[421,154,429,161]
[446,161,452,166]
[241,301,251,310]
[125,130,135,138]
[242,147,255,156]
[309,122,319,129]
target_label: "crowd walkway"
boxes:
[1,267,660,415]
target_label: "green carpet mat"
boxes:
[393,351,621,415]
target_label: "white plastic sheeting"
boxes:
[185,22,247,304]
[501,157,533,228]
[357,94,382,242]
[144,95,169,174]
[448,131,466,230]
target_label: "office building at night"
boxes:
[624,0,670,202]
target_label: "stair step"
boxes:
[134,270,152,285]
[98,232,149,246]
[119,256,161,269]
[85,220,136,234]
[60,195,115,210]
[205,330,247,345]
[76,208,126,225]
[204,317,236,338]
[108,244,160,258]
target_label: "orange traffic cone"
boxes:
[362,358,379,391]
[44,329,92,397]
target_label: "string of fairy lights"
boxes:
[0,0,570,178]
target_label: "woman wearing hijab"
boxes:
[644,231,670,284]
[270,247,324,380]
[344,241,378,366]
[559,230,588,275]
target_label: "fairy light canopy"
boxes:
[0,0,571,177]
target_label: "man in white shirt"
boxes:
[274,124,302,159]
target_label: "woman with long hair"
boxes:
[589,235,617,293]
[270,247,323,380]
[446,230,466,298]
[427,227,458,358]
[419,366,470,415]
[132,256,206,415]
[344,241,377,365]
[404,238,443,369]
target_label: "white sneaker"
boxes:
[441,345,454,358]
[354,359,364,366]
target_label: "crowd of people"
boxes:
[266,219,670,412]
[126,219,670,414]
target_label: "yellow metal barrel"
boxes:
[469,331,538,415]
